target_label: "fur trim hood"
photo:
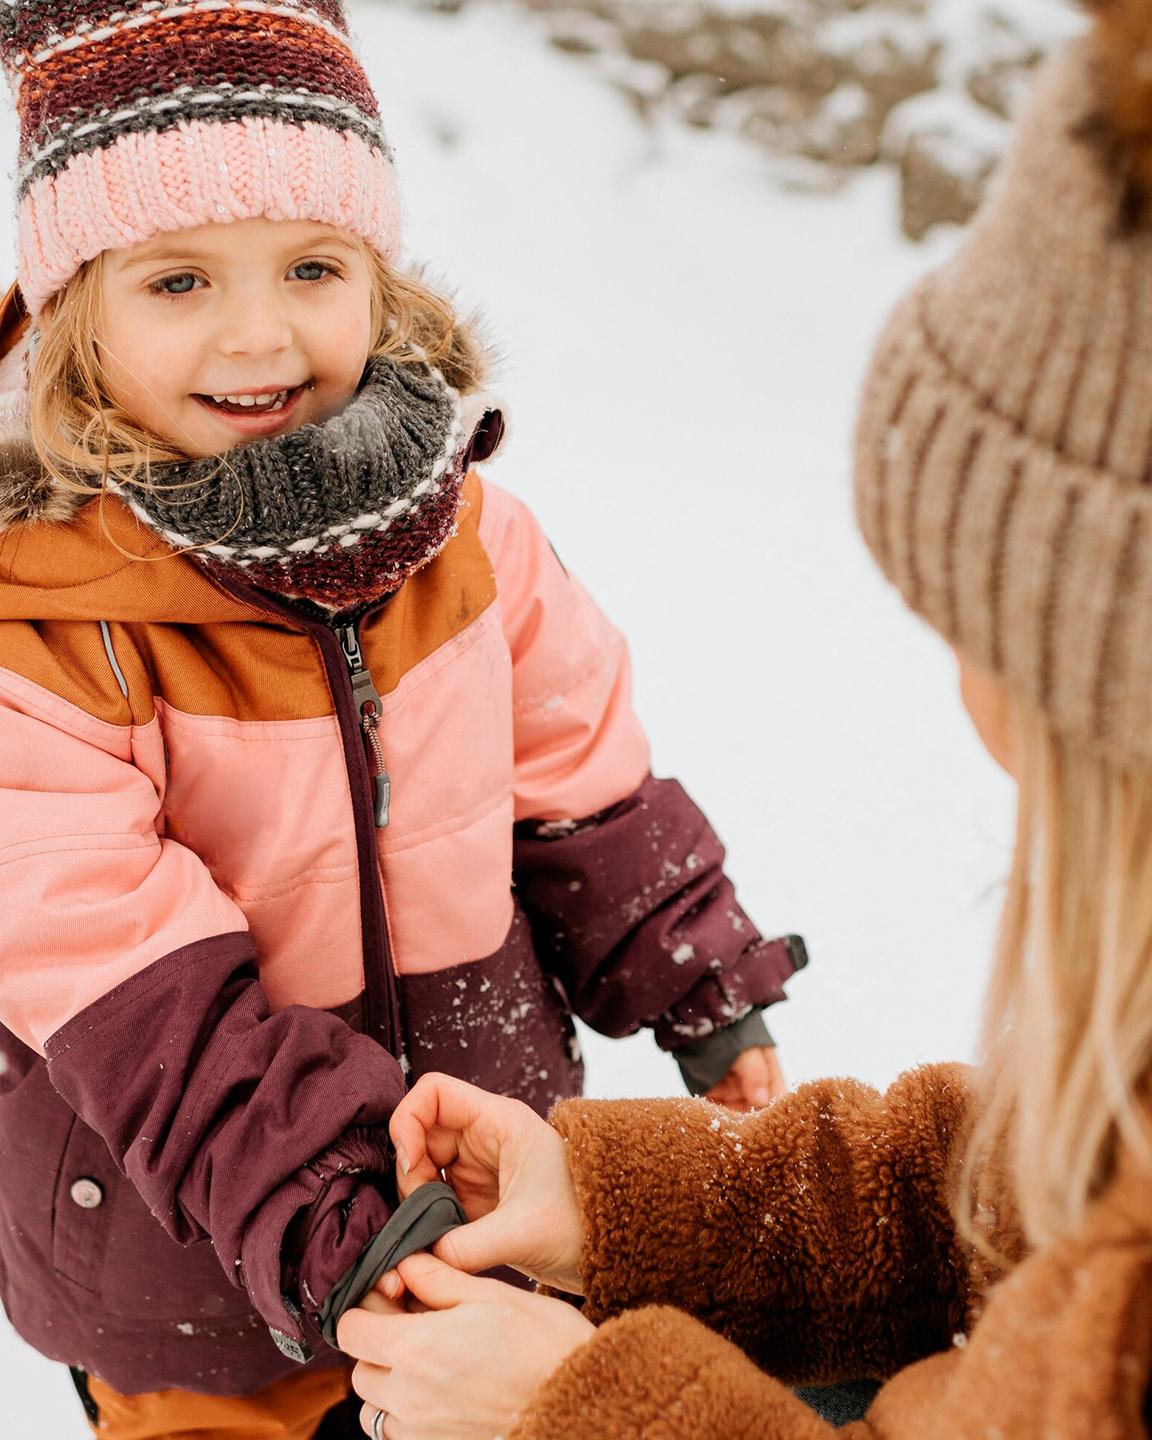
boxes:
[0,430,85,532]
[0,328,85,532]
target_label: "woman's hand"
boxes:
[339,1253,595,1440]
[389,1073,585,1293]
[704,1045,786,1111]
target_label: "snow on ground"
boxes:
[2,1,1015,1430]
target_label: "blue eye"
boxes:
[152,273,200,296]
[292,261,336,283]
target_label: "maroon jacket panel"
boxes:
[401,903,584,1112]
[0,910,583,1394]
[42,934,405,1352]
[514,775,800,1048]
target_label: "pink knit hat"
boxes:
[0,0,401,315]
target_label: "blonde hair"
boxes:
[26,242,484,496]
[961,699,1152,1257]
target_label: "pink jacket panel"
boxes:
[372,601,514,975]
[478,483,650,822]
[379,800,516,976]
[155,700,364,1011]
[0,670,248,1052]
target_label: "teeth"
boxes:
[209,389,292,410]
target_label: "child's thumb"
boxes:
[395,1251,489,1310]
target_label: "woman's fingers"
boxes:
[391,1074,491,1180]
[392,1075,542,1197]
[359,1399,399,1440]
[390,1075,584,1287]
[430,1205,534,1276]
[345,1281,595,1440]
[395,1251,512,1309]
[358,1283,406,1317]
[338,1310,412,1363]
[354,1364,398,1438]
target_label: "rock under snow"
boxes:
[413,0,1086,238]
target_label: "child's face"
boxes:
[97,217,375,457]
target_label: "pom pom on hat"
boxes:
[1078,0,1152,225]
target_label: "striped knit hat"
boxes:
[0,0,399,315]
[854,4,1152,768]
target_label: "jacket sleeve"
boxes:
[481,480,804,1048]
[549,1063,976,1385]
[0,672,403,1357]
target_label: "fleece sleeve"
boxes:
[480,480,804,1048]
[511,1306,839,1440]
[0,670,403,1355]
[550,1063,976,1385]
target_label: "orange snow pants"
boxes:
[83,1366,354,1439]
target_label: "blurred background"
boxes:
[1,0,1081,1429]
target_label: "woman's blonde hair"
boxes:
[961,698,1152,1257]
[26,242,484,495]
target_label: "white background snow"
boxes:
[2,0,1022,1429]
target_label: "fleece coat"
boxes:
[511,1065,1152,1439]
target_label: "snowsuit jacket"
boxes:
[0,464,802,1395]
[512,1065,1152,1440]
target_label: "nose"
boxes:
[216,287,293,359]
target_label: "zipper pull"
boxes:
[337,624,392,829]
[361,705,392,828]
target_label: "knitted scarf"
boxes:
[112,355,501,613]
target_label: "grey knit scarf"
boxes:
[111,355,495,612]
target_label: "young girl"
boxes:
[0,1,807,1434]
[339,5,1152,1437]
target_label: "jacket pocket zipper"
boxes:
[336,622,391,828]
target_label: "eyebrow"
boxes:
[115,231,360,272]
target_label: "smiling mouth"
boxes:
[195,384,308,416]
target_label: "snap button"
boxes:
[70,1178,104,1210]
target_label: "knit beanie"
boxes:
[854,1,1152,768]
[0,0,400,315]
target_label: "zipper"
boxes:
[204,572,402,1057]
[336,622,391,829]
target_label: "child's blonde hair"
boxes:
[26,243,484,496]
[961,699,1152,1257]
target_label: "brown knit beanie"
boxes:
[854,1,1152,767]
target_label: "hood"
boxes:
[0,425,87,532]
[0,488,270,625]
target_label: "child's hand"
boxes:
[704,1045,785,1111]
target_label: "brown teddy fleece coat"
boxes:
[509,1064,1152,1439]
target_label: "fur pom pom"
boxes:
[1080,0,1152,226]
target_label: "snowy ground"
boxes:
[2,1,1015,1431]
